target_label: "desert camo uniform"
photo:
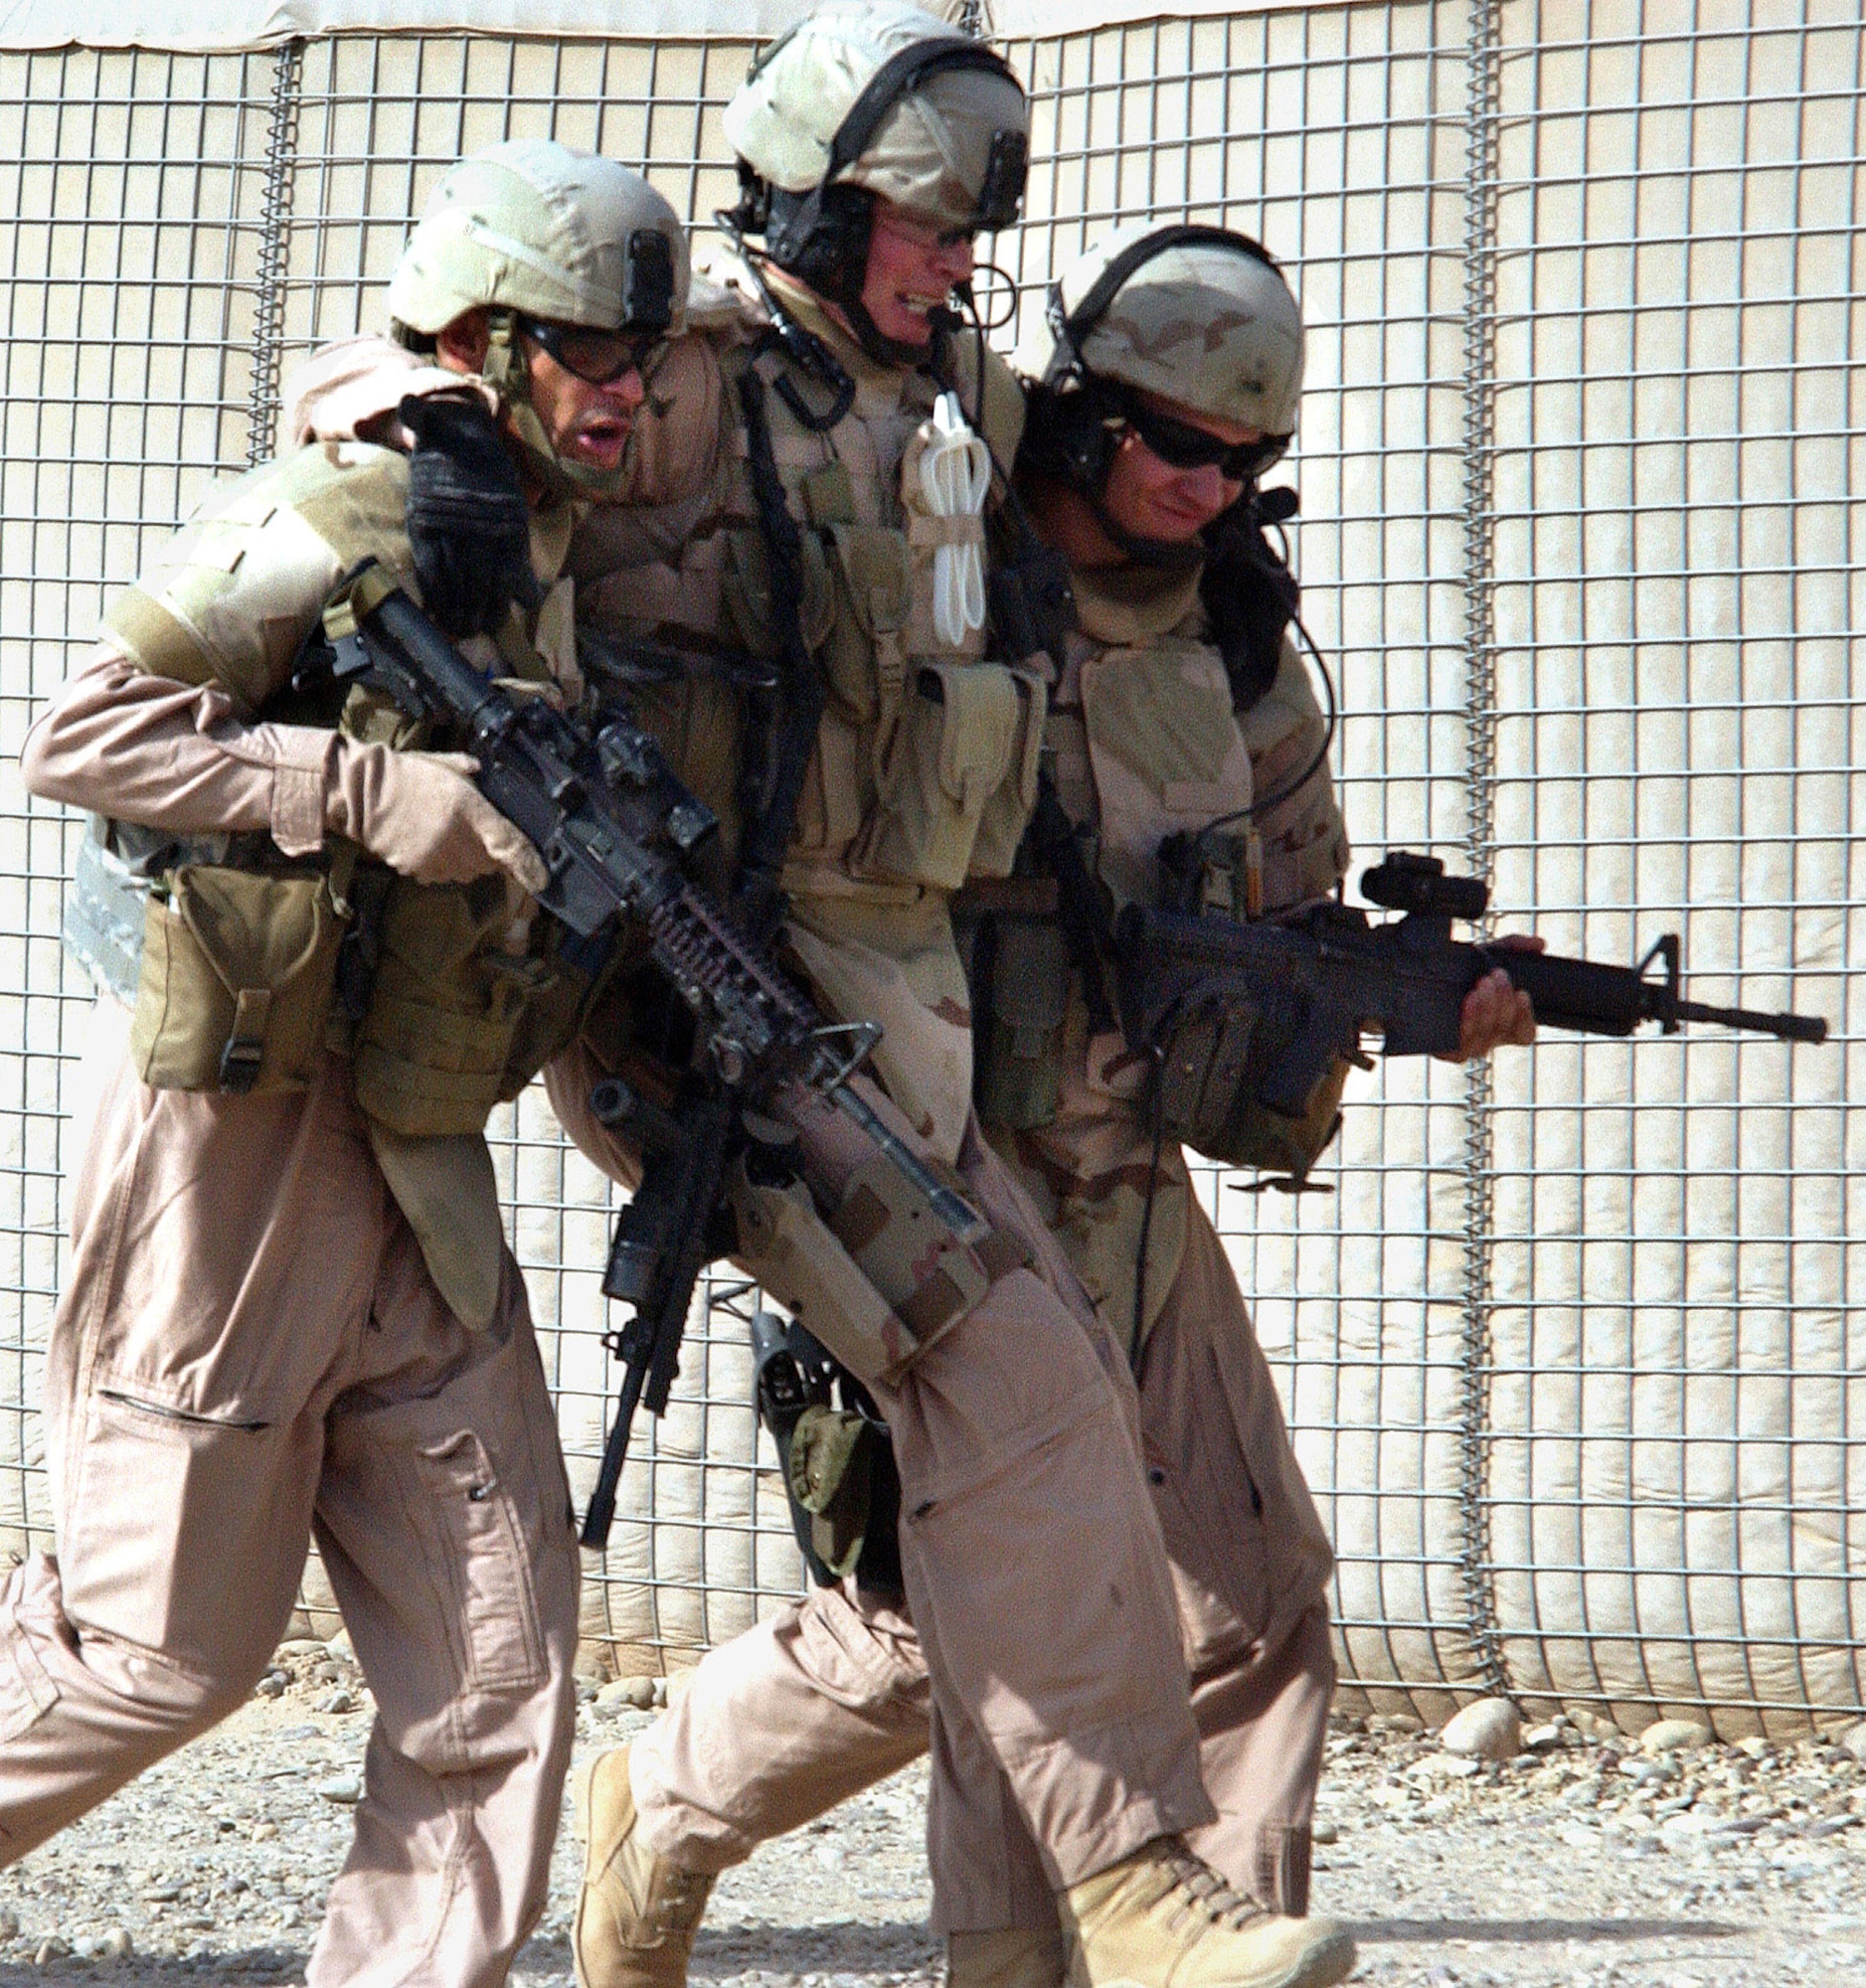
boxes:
[549,16,1357,1988]
[1,141,689,1988]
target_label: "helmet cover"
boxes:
[1016,221,1304,437]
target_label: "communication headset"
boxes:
[730,31,1029,367]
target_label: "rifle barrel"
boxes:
[1671,997,1827,1045]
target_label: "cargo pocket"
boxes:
[61,1389,288,1671]
[0,1585,59,1741]
[850,661,1019,891]
[351,874,546,1138]
[1141,1330,1274,1673]
[414,1428,547,1692]
[129,865,343,1094]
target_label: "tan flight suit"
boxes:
[545,257,1215,1896]
[579,559,1351,1930]
[8,441,585,1988]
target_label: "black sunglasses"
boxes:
[517,317,660,386]
[1116,390,1287,483]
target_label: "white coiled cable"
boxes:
[918,391,991,647]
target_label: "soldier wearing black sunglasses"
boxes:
[1111,384,1289,488]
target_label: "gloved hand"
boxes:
[400,393,540,639]
[326,737,549,895]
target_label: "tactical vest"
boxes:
[571,262,1044,1163]
[960,568,1352,1343]
[71,440,594,1135]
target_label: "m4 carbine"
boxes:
[1116,850,1827,1142]
[321,562,985,1548]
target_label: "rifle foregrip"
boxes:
[1490,946,1828,1043]
[1487,949,1651,1036]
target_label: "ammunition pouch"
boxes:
[129,861,345,1095]
[729,1149,1028,1390]
[1151,984,1348,1189]
[955,879,1071,1133]
[821,523,911,723]
[720,522,837,669]
[349,873,583,1138]
[849,660,1043,892]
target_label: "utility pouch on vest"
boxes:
[966,666,1047,881]
[129,864,344,1095]
[1154,987,1348,1188]
[968,909,1071,1132]
[721,524,836,667]
[821,524,912,724]
[498,924,603,1099]
[350,874,558,1138]
[850,660,1019,891]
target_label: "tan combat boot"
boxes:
[573,1746,716,1988]
[947,1927,1070,1988]
[1058,1837,1355,1988]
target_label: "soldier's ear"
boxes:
[434,307,493,377]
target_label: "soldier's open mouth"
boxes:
[573,415,632,463]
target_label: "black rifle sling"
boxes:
[734,344,828,937]
[1027,767,1117,1037]
[736,343,911,1587]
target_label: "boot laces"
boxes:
[648,1866,710,1933]
[1160,1843,1275,1934]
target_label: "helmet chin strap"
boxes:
[479,311,633,505]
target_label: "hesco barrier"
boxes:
[0,0,1857,1735]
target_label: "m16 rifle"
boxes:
[320,561,985,1547]
[1114,851,1828,1163]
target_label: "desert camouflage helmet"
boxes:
[388,138,690,341]
[725,3,1030,239]
[1017,222,1305,438]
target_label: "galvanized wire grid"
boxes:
[0,0,1857,1728]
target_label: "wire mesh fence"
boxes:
[0,0,1857,1732]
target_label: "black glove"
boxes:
[1201,485,1301,713]
[400,393,540,640]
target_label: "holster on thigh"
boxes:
[730,1153,1027,1390]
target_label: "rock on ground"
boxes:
[1440,1699,1522,1762]
[0,1656,1864,1985]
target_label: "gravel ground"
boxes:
[0,1637,1862,1986]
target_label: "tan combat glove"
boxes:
[261,723,548,895]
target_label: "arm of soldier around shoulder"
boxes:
[282,334,483,452]
[566,326,736,632]
[1237,632,1349,914]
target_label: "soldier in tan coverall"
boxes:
[565,214,1536,1988]
[5,142,695,1987]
